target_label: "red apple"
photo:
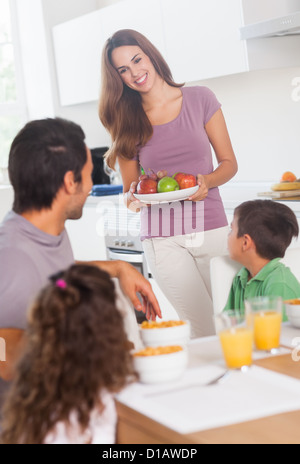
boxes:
[172,172,197,189]
[137,177,157,194]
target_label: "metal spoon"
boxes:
[203,370,230,386]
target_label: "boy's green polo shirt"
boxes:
[224,258,300,321]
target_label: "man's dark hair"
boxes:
[8,118,87,213]
[235,199,299,260]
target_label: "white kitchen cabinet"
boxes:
[53,9,104,106]
[53,0,244,105]
[161,0,247,83]
[161,0,300,83]
[53,0,300,105]
[99,0,166,59]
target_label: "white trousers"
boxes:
[142,227,229,339]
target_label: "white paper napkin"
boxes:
[117,365,300,435]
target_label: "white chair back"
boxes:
[210,255,241,315]
[210,248,300,315]
[281,247,300,282]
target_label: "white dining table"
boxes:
[116,323,300,444]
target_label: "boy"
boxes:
[224,200,300,320]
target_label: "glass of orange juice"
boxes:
[214,311,253,370]
[245,296,282,353]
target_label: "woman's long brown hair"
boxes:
[99,29,183,170]
[0,265,136,444]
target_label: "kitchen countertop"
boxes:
[2,180,300,213]
[85,193,122,206]
[219,182,300,214]
[85,182,300,215]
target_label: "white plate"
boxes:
[134,185,199,204]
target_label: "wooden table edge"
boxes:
[116,349,300,444]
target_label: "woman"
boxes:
[0,265,136,444]
[99,29,238,338]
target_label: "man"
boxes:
[0,118,161,403]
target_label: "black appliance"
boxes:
[90,147,110,185]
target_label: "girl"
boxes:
[1,264,136,444]
[99,29,238,338]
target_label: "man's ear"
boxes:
[63,171,77,194]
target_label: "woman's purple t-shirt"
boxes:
[135,86,228,240]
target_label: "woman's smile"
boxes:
[135,73,148,85]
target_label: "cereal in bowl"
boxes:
[141,320,186,329]
[133,346,183,357]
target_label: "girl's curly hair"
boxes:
[1,264,136,444]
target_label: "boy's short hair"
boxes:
[235,199,299,260]
[9,118,87,214]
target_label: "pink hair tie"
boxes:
[56,279,67,289]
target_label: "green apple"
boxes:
[157,176,180,193]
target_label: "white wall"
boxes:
[41,0,300,182]
[0,186,14,222]
[195,66,300,183]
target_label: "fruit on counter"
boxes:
[271,181,300,192]
[172,172,197,190]
[280,171,297,182]
[157,176,180,193]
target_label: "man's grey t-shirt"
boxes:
[0,211,74,404]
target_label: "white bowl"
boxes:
[285,299,300,329]
[139,320,191,347]
[133,347,188,384]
